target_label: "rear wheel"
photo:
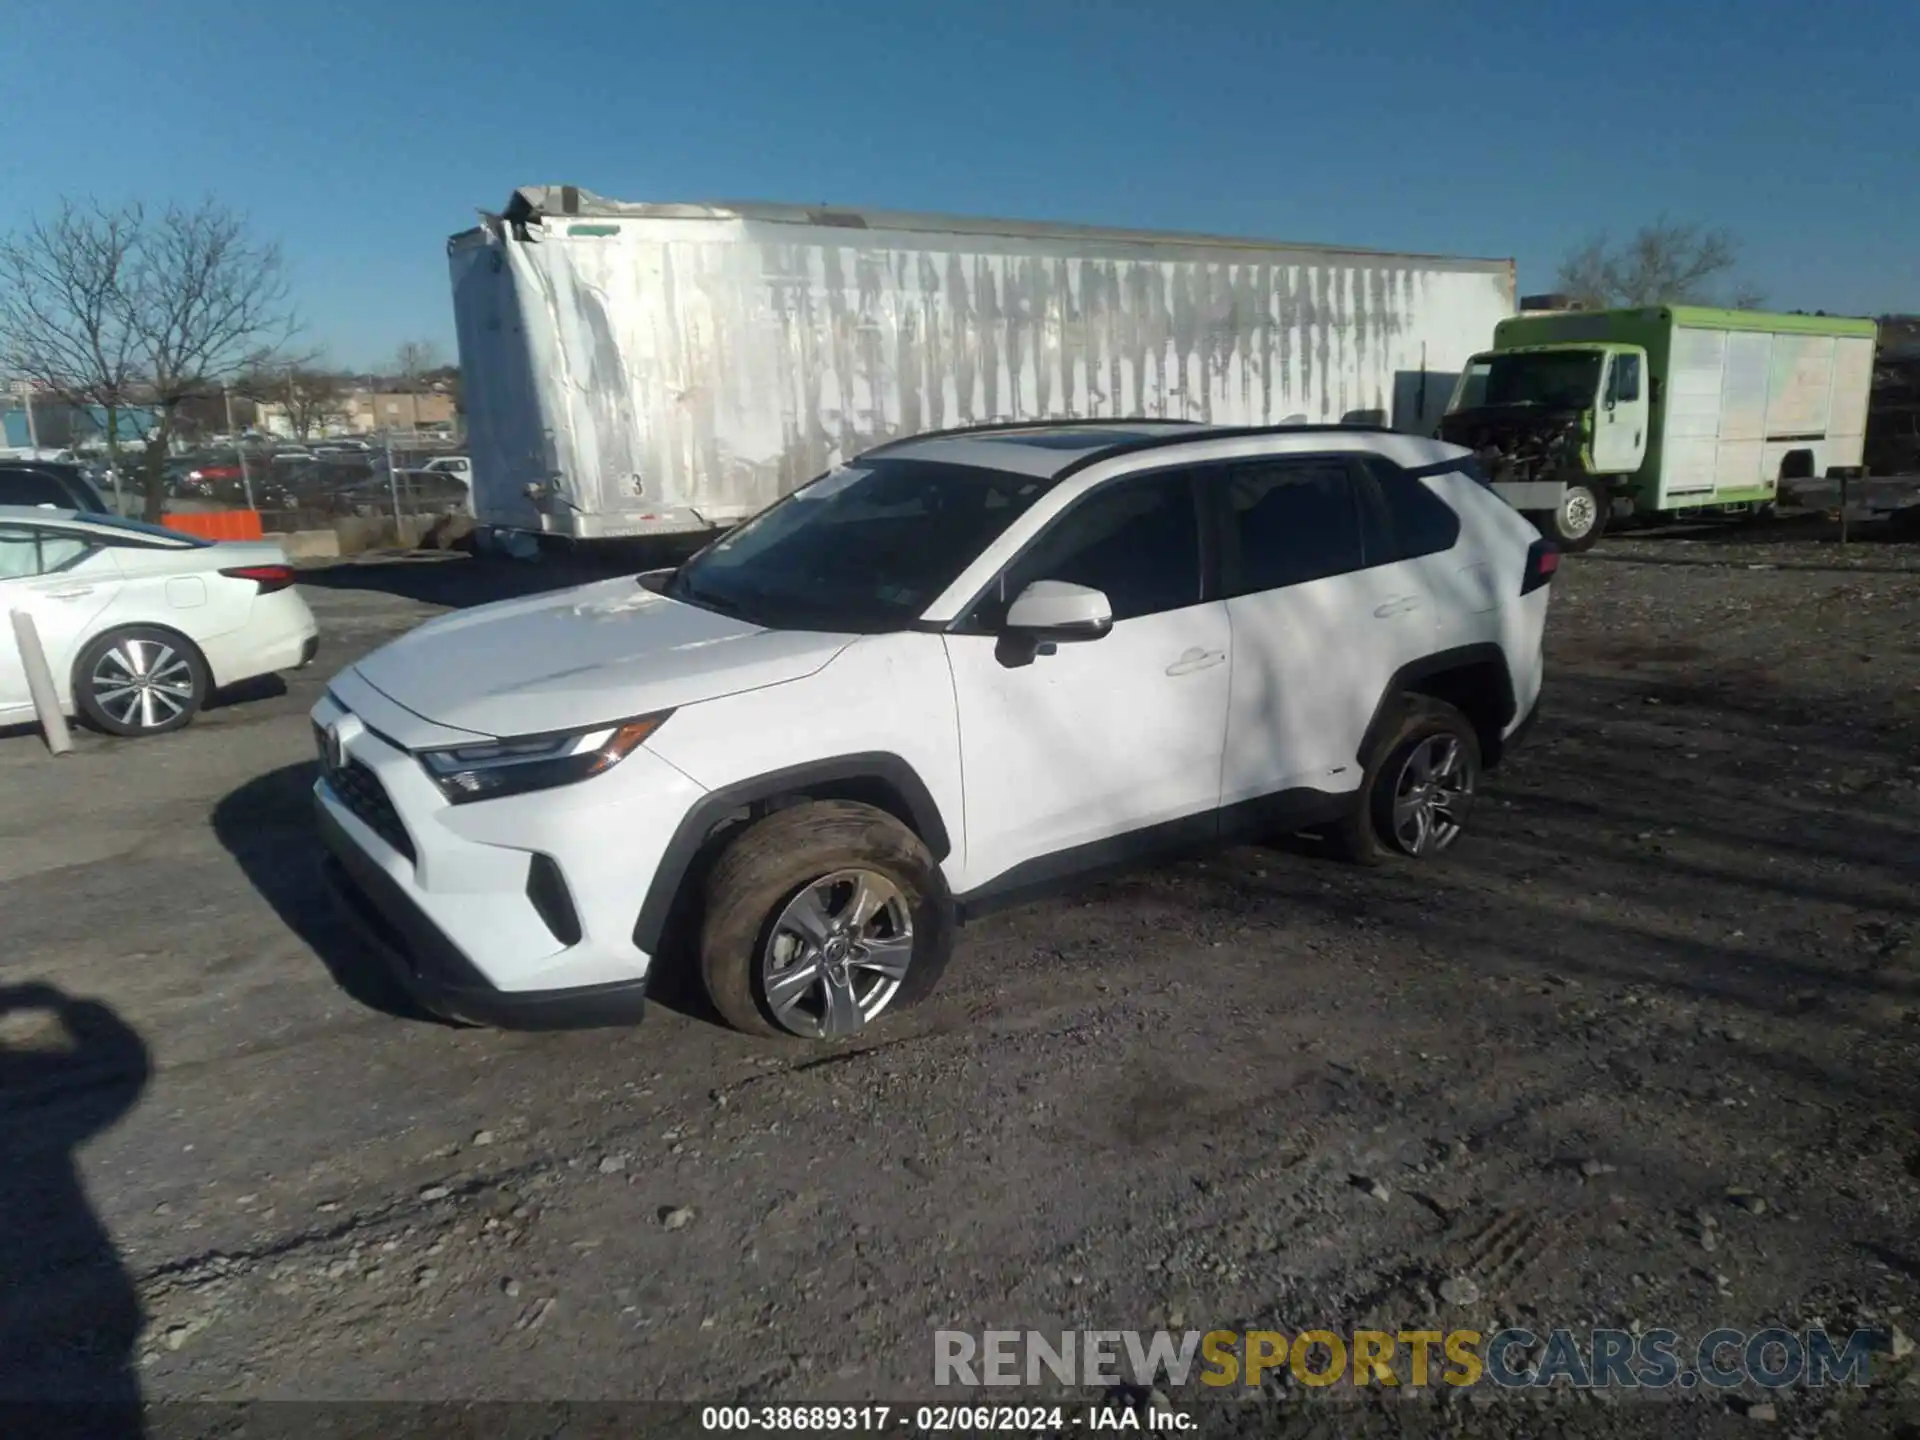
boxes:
[1531,479,1608,553]
[1325,696,1482,864]
[72,626,209,737]
[699,800,955,1040]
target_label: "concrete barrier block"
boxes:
[269,529,343,560]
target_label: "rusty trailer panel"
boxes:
[450,189,1516,541]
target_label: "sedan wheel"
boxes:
[760,869,914,1039]
[74,627,209,737]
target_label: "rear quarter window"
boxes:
[1362,457,1463,560]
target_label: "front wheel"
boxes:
[1530,480,1608,553]
[72,626,209,737]
[699,800,955,1040]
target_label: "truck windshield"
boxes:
[1453,351,1603,412]
[669,458,1056,632]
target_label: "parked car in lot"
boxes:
[312,421,1553,1039]
[419,455,471,482]
[0,460,112,514]
[0,507,319,736]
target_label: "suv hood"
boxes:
[350,576,855,739]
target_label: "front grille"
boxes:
[318,732,416,863]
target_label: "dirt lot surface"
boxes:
[3,516,1919,1437]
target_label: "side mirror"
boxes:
[1004,579,1112,641]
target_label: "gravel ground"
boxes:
[2,516,1918,1436]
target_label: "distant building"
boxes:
[346,390,457,435]
[2,398,157,449]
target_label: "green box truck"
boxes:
[1438,307,1878,550]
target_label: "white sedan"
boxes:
[0,506,319,737]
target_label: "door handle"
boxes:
[45,585,94,599]
[1165,647,1226,677]
[1372,596,1420,618]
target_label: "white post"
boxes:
[224,384,257,511]
[22,387,38,450]
[10,610,74,755]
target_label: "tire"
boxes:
[72,626,209,737]
[699,799,956,1041]
[1324,696,1482,864]
[1531,480,1608,553]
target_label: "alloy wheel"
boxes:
[1389,734,1473,855]
[91,639,196,731]
[759,869,914,1038]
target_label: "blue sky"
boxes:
[4,0,1913,369]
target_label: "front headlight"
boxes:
[418,711,673,804]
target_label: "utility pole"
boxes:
[223,383,257,511]
[384,428,404,537]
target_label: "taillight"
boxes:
[1520,538,1559,595]
[220,563,296,594]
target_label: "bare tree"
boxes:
[0,201,146,486]
[1556,218,1764,311]
[392,340,440,392]
[0,198,296,519]
[239,356,348,442]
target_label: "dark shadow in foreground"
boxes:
[211,762,443,1027]
[0,983,150,1438]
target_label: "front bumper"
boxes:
[308,681,706,1029]
[318,802,648,1029]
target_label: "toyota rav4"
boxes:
[313,421,1554,1041]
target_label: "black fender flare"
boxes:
[1355,643,1518,771]
[631,752,952,958]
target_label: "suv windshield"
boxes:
[670,458,1056,631]
[1453,351,1603,412]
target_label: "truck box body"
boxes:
[1485,307,1878,512]
[449,186,1517,541]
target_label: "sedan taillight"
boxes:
[220,563,296,594]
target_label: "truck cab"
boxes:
[1439,342,1650,551]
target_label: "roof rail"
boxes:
[860,416,1204,457]
[1048,420,1399,481]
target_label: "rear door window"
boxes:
[0,524,93,578]
[1215,457,1367,594]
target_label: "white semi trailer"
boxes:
[448,186,1519,545]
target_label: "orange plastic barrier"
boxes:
[163,510,265,541]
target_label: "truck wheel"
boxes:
[1534,482,1608,553]
[699,800,955,1041]
[1323,696,1482,864]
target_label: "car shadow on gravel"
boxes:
[211,762,442,1027]
[0,983,149,1435]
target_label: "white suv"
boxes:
[313,422,1554,1040]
